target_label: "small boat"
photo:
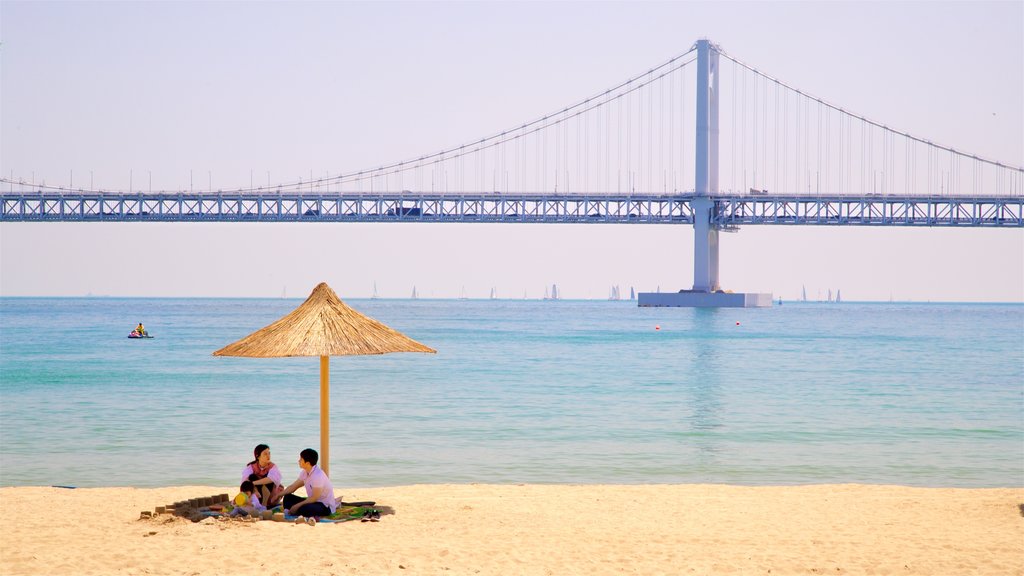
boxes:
[128,331,153,339]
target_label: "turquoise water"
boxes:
[1,298,1021,489]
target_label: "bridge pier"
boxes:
[639,39,770,308]
[692,197,720,292]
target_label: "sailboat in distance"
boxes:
[459,286,468,300]
[372,281,379,300]
[545,284,560,300]
[489,287,497,300]
[630,287,636,300]
[802,285,807,302]
[836,289,842,303]
[411,286,418,299]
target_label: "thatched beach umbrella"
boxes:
[214,282,435,475]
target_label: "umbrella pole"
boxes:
[320,355,330,477]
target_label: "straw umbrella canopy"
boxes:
[214,282,435,475]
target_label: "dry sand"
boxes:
[1,484,1021,575]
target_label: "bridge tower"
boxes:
[692,38,720,293]
[638,39,772,308]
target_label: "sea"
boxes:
[1,297,1021,489]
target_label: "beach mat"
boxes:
[274,504,386,523]
[206,503,391,524]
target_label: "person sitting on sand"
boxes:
[279,448,336,518]
[229,480,266,517]
[242,444,283,506]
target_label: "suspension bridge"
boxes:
[3,40,1021,305]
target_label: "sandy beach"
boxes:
[0,484,1021,575]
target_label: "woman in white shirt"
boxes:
[242,443,283,507]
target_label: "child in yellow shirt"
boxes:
[230,480,265,517]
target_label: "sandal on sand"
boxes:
[293,515,306,524]
[305,517,316,526]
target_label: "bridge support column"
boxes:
[693,197,720,292]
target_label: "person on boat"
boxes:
[135,323,146,336]
[242,444,283,507]
[280,448,336,518]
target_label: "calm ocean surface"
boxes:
[1,297,1021,489]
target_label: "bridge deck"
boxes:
[1,192,1021,227]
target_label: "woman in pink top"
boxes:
[242,444,283,506]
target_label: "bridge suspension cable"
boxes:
[6,41,1021,197]
[2,46,698,195]
[715,46,1023,197]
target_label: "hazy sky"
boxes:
[2,1,1022,301]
